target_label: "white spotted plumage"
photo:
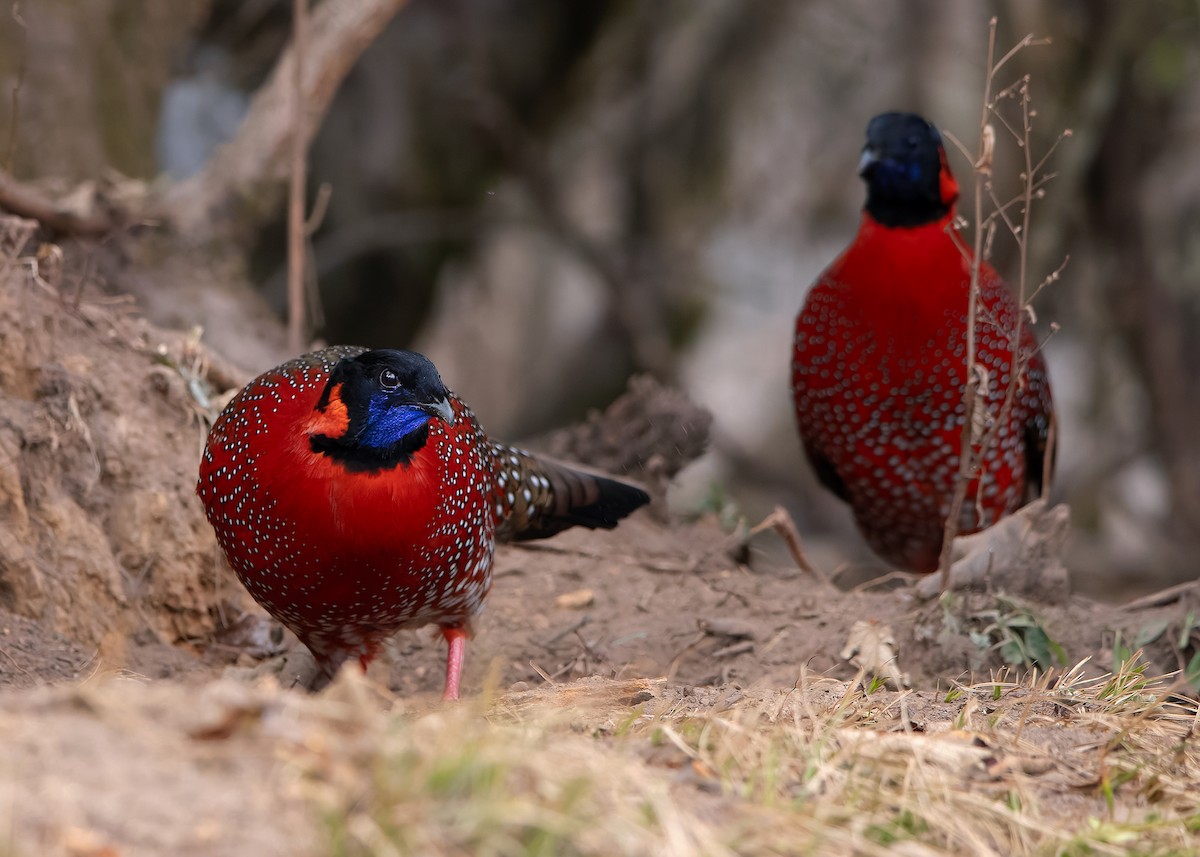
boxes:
[792,229,1053,572]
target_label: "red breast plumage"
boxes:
[197,346,648,699]
[791,112,1054,571]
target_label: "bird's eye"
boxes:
[379,368,401,390]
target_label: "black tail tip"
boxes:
[583,476,651,529]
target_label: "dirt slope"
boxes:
[2,231,1199,855]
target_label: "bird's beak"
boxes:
[422,396,456,426]
[857,146,879,176]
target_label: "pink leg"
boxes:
[357,640,382,673]
[441,626,469,702]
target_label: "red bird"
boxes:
[791,112,1054,571]
[197,346,648,699]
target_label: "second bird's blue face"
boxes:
[859,112,951,228]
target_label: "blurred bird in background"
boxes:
[791,112,1054,572]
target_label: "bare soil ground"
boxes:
[1,231,1198,855]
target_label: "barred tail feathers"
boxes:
[488,443,649,542]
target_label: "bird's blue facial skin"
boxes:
[359,398,431,450]
[871,157,928,197]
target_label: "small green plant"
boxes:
[1183,652,1200,691]
[971,597,1066,672]
[865,809,928,846]
[1112,629,1136,672]
[1099,766,1141,815]
[1115,612,1200,694]
[1174,611,1200,692]
[1004,789,1022,813]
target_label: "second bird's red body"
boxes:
[792,113,1054,571]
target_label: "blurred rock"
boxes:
[916,500,1071,604]
[537,374,712,506]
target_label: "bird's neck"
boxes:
[860,206,960,238]
[833,211,974,352]
[852,210,970,277]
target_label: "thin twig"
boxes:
[990,34,1050,77]
[939,17,999,592]
[938,20,1064,591]
[305,181,333,235]
[970,83,1066,518]
[287,0,309,353]
[981,171,1059,230]
[1124,580,1200,611]
[748,505,827,583]
[540,614,592,648]
[0,644,32,679]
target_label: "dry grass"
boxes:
[298,665,1200,857]
[0,665,1195,856]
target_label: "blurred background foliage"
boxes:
[1,0,1198,598]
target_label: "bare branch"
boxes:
[160,0,409,238]
[0,171,117,237]
[287,0,310,353]
[990,34,1050,77]
[990,99,1025,144]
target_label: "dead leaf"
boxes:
[62,826,120,857]
[840,619,910,690]
[555,589,595,609]
[835,729,997,779]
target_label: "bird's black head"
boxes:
[859,112,959,228]
[310,348,455,471]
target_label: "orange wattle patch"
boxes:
[306,382,351,438]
